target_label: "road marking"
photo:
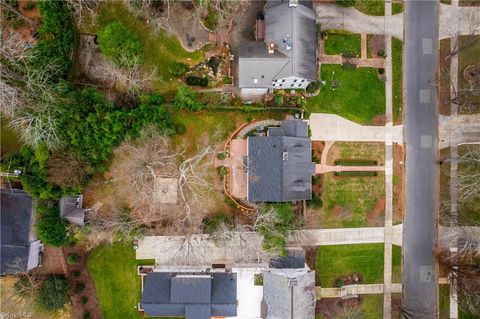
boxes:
[419,89,430,103]
[420,266,433,283]
[421,135,432,149]
[422,38,432,54]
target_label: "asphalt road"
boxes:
[403,1,439,318]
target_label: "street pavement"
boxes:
[403,1,439,318]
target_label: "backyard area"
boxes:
[87,242,156,319]
[324,30,361,56]
[316,244,401,288]
[306,65,386,125]
[81,1,206,93]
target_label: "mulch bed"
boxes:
[303,246,320,285]
[392,144,404,224]
[63,247,103,319]
[369,35,386,58]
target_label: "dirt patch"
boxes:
[312,141,325,163]
[32,246,67,276]
[304,246,320,285]
[316,297,362,319]
[392,144,404,224]
[63,247,103,319]
[369,34,386,58]
[439,38,451,115]
[372,114,387,125]
[367,196,385,226]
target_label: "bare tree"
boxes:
[65,0,100,28]
[3,258,41,312]
[0,1,37,27]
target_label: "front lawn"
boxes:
[316,244,385,287]
[306,64,386,125]
[85,2,205,92]
[319,173,385,228]
[354,0,403,15]
[458,35,480,113]
[324,30,361,56]
[87,242,155,319]
[392,38,403,122]
[392,245,402,283]
[326,142,385,165]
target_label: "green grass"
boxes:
[361,294,384,319]
[88,242,155,319]
[392,245,402,283]
[458,35,480,113]
[439,285,450,319]
[89,2,205,92]
[328,142,385,165]
[335,171,377,176]
[354,0,385,16]
[319,173,385,228]
[324,30,361,56]
[316,244,391,287]
[306,64,385,125]
[392,38,403,122]
[440,0,452,4]
[392,2,404,14]
[335,160,378,166]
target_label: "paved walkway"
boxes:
[315,164,385,174]
[439,113,480,149]
[317,283,403,299]
[308,113,403,144]
[136,225,404,264]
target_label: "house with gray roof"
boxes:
[247,119,315,202]
[1,189,42,275]
[239,0,317,95]
[59,195,85,226]
[140,271,237,319]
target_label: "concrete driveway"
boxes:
[308,113,403,144]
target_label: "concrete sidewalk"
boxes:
[308,113,403,144]
[136,225,404,263]
[317,283,403,299]
[439,114,480,149]
[315,164,385,174]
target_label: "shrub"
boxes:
[35,204,69,247]
[217,166,227,180]
[274,95,284,106]
[308,195,323,209]
[13,277,30,297]
[98,21,143,68]
[174,123,186,135]
[81,296,89,305]
[306,81,321,93]
[83,311,91,319]
[217,152,226,160]
[378,50,386,57]
[336,0,356,7]
[75,282,86,293]
[173,85,202,111]
[73,270,81,277]
[203,5,218,30]
[23,1,36,10]
[186,76,209,87]
[67,253,80,265]
[168,62,189,77]
[378,68,385,75]
[342,62,357,70]
[312,175,322,185]
[336,278,345,287]
[38,276,70,311]
[31,1,75,80]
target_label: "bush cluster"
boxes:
[173,85,203,111]
[168,62,189,77]
[38,276,70,311]
[186,76,209,87]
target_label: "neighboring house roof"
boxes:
[247,120,315,202]
[141,272,237,319]
[263,268,316,319]
[238,1,317,88]
[59,195,85,226]
[269,248,306,269]
[0,189,40,275]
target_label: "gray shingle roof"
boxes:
[59,195,85,226]
[239,2,317,88]
[263,270,316,319]
[1,189,36,275]
[141,272,237,318]
[247,120,315,202]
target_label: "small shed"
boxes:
[59,195,86,226]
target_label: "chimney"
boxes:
[268,42,275,54]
